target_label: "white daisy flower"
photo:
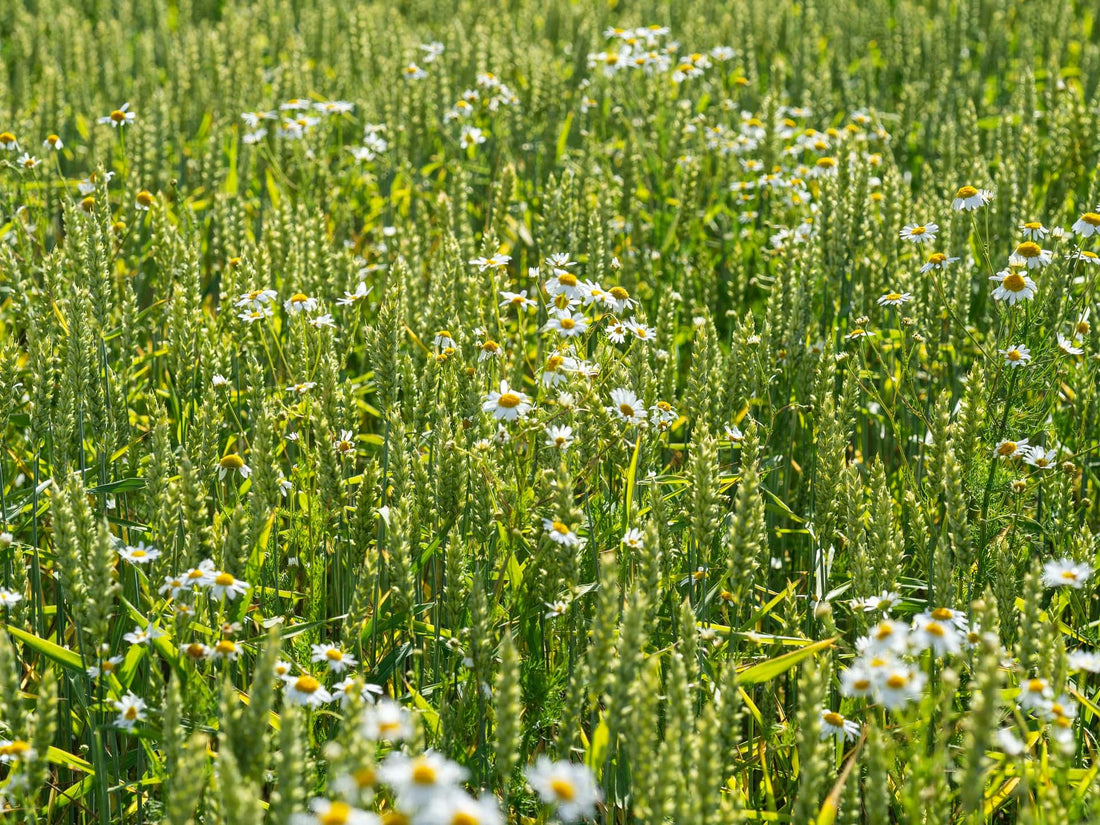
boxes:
[526,757,601,823]
[482,380,532,421]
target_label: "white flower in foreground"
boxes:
[482,380,532,421]
[0,589,23,607]
[819,709,860,742]
[291,799,380,825]
[989,269,1037,304]
[378,751,468,811]
[1041,558,1093,589]
[282,674,333,707]
[123,624,165,646]
[1019,221,1048,240]
[994,438,1029,458]
[206,570,250,600]
[526,757,601,823]
[217,454,251,480]
[919,252,960,272]
[1071,210,1100,238]
[98,102,135,128]
[875,665,926,709]
[909,612,963,657]
[418,790,502,825]
[608,388,646,425]
[545,424,574,451]
[877,291,913,307]
[118,541,161,565]
[1068,650,1100,673]
[999,345,1031,367]
[310,643,358,674]
[1057,334,1084,356]
[1009,241,1053,270]
[113,693,147,729]
[899,222,938,244]
[1016,677,1052,712]
[542,518,582,547]
[952,185,993,211]
[1023,445,1057,470]
[361,698,413,742]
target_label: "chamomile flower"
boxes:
[118,541,160,565]
[909,612,964,657]
[468,254,511,271]
[113,693,147,728]
[608,388,647,425]
[999,345,1031,367]
[0,739,35,764]
[994,438,1030,458]
[499,290,537,311]
[291,799,379,825]
[378,751,468,810]
[482,380,532,421]
[952,185,993,211]
[86,654,123,678]
[629,322,657,342]
[361,698,413,741]
[99,103,136,128]
[1068,650,1100,673]
[877,291,913,307]
[919,252,960,272]
[334,430,356,454]
[545,600,570,618]
[206,571,250,600]
[542,518,582,547]
[337,281,371,306]
[1057,334,1084,356]
[989,269,1037,304]
[621,528,645,550]
[209,638,241,661]
[1041,559,1093,589]
[839,661,877,698]
[1071,210,1100,238]
[183,559,217,588]
[217,454,251,480]
[123,624,165,646]
[899,223,938,244]
[284,292,318,313]
[16,153,40,170]
[43,134,63,151]
[403,63,428,80]
[819,709,860,741]
[1010,241,1053,269]
[1070,248,1100,266]
[526,758,601,823]
[545,311,589,337]
[135,190,154,210]
[1016,677,1052,712]
[460,125,487,148]
[858,620,910,656]
[1020,221,1048,240]
[311,643,358,674]
[0,589,23,608]
[876,665,926,709]
[1023,445,1057,469]
[418,790,503,825]
[283,674,334,707]
[545,425,574,451]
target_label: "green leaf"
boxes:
[737,637,837,684]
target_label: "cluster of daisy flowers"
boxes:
[236,97,356,144]
[838,607,977,711]
[587,24,736,82]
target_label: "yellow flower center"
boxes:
[136,190,154,206]
[1062,570,1079,581]
[1005,349,1022,362]
[927,252,946,265]
[80,196,95,211]
[853,678,871,691]
[1002,272,1027,291]
[1024,221,1042,229]
[325,648,344,661]
[0,132,15,144]
[132,549,146,558]
[452,813,479,825]
[289,292,309,303]
[0,740,30,758]
[1082,212,1100,226]
[931,608,953,621]
[885,292,902,301]
[956,185,978,198]
[559,317,575,330]
[551,778,576,801]
[619,403,635,417]
[319,801,351,825]
[875,624,894,640]
[557,273,578,287]
[294,675,320,694]
[546,355,564,371]
[481,340,499,352]
[498,392,522,409]
[1016,242,1041,258]
[186,644,206,659]
[1027,679,1046,693]
[1076,321,1091,335]
[609,286,630,300]
[822,711,845,727]
[125,706,139,720]
[926,622,946,637]
[909,226,926,235]
[997,441,1017,455]
[816,157,836,168]
[220,454,244,470]
[215,640,236,655]
[353,767,376,788]
[214,573,235,586]
[412,761,437,785]
[885,674,907,689]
